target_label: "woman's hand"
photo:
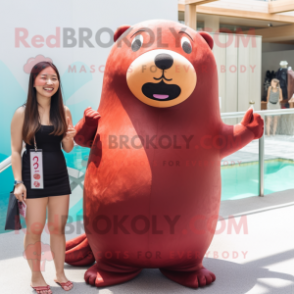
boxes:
[279,88,283,103]
[62,116,77,144]
[14,183,27,203]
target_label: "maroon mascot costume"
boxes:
[65,19,264,289]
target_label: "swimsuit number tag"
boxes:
[29,149,44,189]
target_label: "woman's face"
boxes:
[271,80,277,88]
[33,66,59,98]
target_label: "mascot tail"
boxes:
[65,234,95,266]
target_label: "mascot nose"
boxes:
[155,53,174,70]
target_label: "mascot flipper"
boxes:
[84,264,142,287]
[73,106,101,148]
[65,234,95,266]
[160,267,216,288]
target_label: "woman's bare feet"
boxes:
[30,272,52,294]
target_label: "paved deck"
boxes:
[222,135,294,165]
[1,189,293,294]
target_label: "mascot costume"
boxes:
[65,19,264,289]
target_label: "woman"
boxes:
[10,61,76,293]
[266,78,283,136]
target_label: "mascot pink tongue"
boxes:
[65,19,264,289]
[154,94,169,99]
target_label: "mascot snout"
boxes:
[126,49,197,108]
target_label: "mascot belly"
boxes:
[65,19,264,289]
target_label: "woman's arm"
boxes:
[279,88,283,102]
[266,86,271,103]
[10,107,27,201]
[62,106,76,153]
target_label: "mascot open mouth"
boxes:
[142,80,181,101]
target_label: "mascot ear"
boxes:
[114,25,131,42]
[198,32,214,50]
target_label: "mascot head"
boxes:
[103,19,218,114]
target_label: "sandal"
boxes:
[31,284,52,294]
[54,279,73,291]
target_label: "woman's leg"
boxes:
[24,197,52,294]
[267,116,272,135]
[47,194,73,290]
[273,116,279,135]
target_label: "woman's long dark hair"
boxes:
[22,61,67,145]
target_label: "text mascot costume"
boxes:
[65,19,264,289]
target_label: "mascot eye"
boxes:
[181,37,192,54]
[131,34,143,52]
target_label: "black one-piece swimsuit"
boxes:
[22,125,72,198]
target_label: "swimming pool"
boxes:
[1,148,294,234]
[221,159,294,200]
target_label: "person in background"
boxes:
[266,78,283,136]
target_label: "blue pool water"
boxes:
[1,148,294,234]
[221,159,294,200]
